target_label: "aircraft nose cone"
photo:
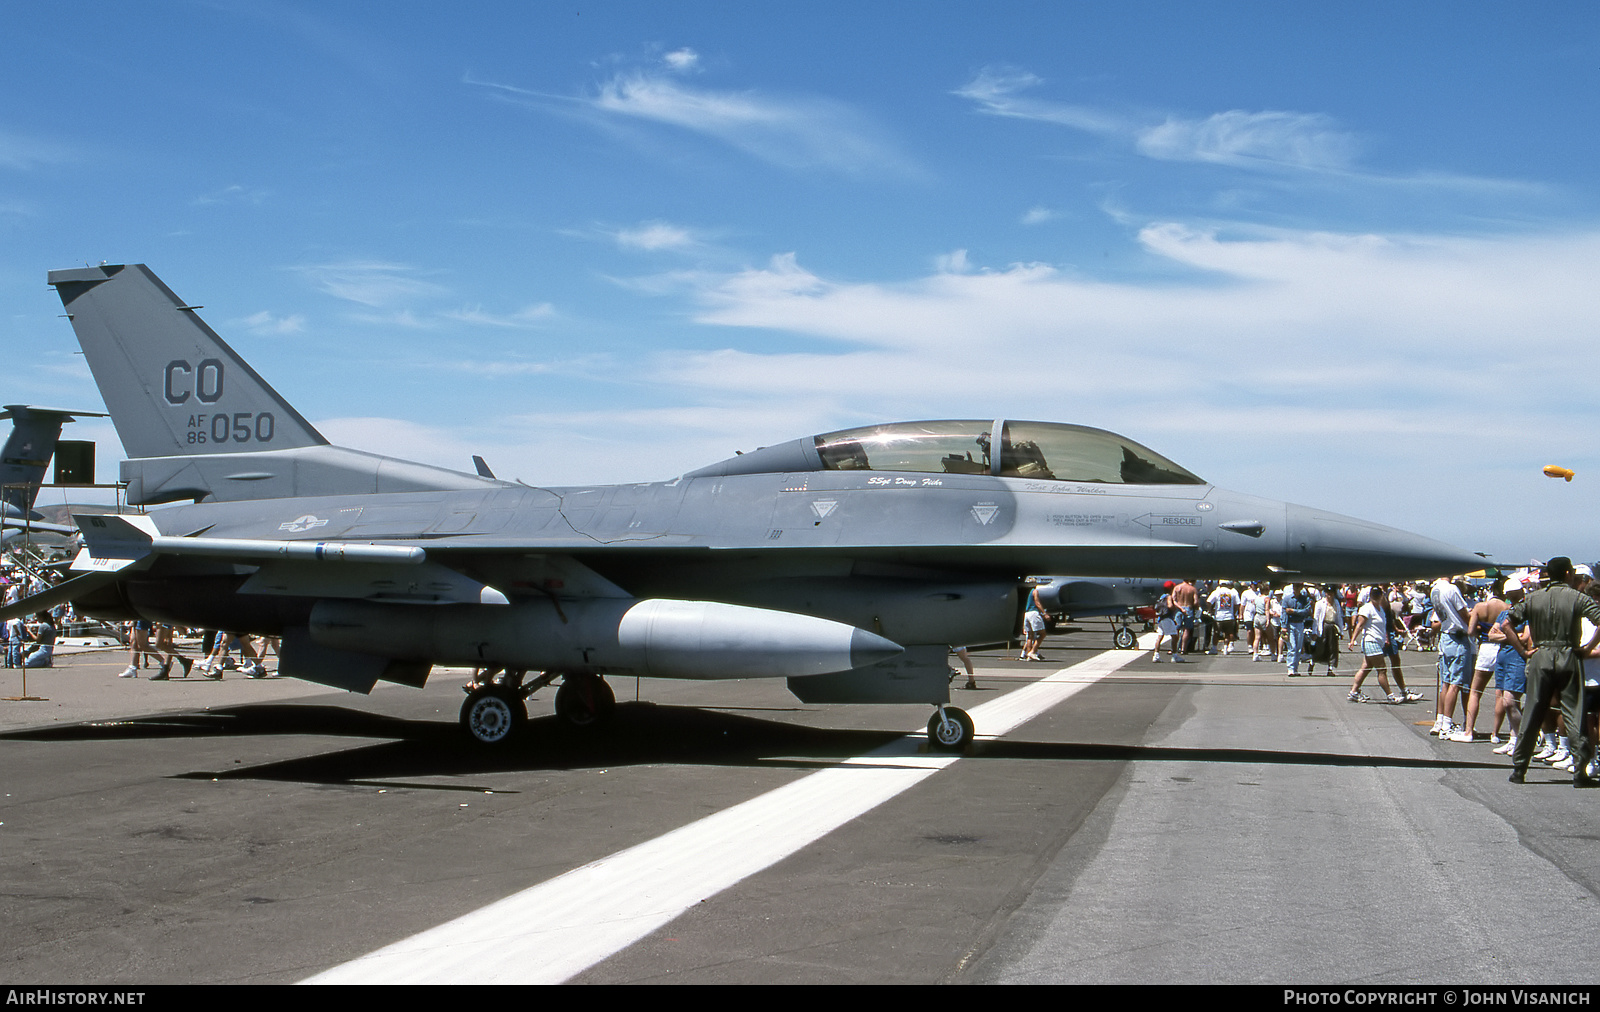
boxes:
[1288,506,1481,580]
[849,627,905,669]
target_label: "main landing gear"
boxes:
[927,704,975,752]
[458,670,616,745]
[553,672,615,728]
[460,683,527,745]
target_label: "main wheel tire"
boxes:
[554,674,616,729]
[460,686,526,745]
[1113,626,1138,650]
[927,706,975,752]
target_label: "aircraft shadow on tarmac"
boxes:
[0,701,1506,789]
[0,702,911,787]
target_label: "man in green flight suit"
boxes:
[1501,557,1600,786]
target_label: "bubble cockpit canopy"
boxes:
[813,420,1204,485]
[686,419,1206,484]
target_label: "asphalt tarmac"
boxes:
[2,628,1597,985]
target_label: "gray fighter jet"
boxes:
[3,264,1482,750]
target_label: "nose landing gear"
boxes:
[927,704,974,752]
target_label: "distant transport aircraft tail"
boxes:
[0,404,103,517]
[47,264,499,505]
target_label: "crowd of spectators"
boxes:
[3,561,274,679]
[1151,562,1600,783]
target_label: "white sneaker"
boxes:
[1447,728,1475,743]
[1493,737,1517,755]
[1348,690,1369,703]
[1554,755,1577,773]
[1546,746,1570,766]
[118,665,138,678]
[1151,653,1163,663]
[1534,737,1557,761]
[1388,693,1407,704]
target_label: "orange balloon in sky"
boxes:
[1543,465,1575,482]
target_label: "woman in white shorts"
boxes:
[1347,585,1404,702]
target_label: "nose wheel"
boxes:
[1112,624,1138,650]
[927,705,974,752]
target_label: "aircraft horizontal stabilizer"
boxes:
[72,512,427,566]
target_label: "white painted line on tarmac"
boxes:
[302,640,1153,985]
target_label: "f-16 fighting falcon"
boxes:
[1,264,1483,750]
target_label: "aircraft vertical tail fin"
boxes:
[46,264,327,460]
[0,405,103,516]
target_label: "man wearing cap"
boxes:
[1504,557,1600,786]
[1282,583,1316,676]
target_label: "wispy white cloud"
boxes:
[345,308,435,329]
[662,48,700,73]
[614,221,704,252]
[1136,110,1360,172]
[958,65,1359,174]
[237,310,305,335]
[590,71,916,175]
[293,261,448,307]
[1021,206,1055,225]
[443,359,558,376]
[954,67,1130,134]
[193,184,271,206]
[955,65,1536,192]
[439,303,555,328]
[466,62,917,177]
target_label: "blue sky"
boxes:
[3,1,1598,564]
